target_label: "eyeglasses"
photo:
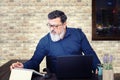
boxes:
[47,23,63,28]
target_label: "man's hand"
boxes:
[10,61,24,70]
[95,69,98,74]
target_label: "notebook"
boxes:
[55,55,93,79]
[9,68,43,80]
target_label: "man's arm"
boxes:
[23,36,49,71]
[77,29,101,72]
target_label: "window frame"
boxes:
[92,0,120,40]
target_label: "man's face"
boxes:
[47,17,67,42]
[48,17,66,35]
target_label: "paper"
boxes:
[9,68,43,80]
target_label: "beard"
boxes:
[50,29,65,42]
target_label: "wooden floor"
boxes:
[0,59,27,80]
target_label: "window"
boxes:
[92,0,120,40]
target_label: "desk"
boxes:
[0,60,120,80]
[32,74,120,80]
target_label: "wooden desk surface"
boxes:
[0,59,120,80]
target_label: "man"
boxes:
[10,10,100,74]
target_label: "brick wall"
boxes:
[0,0,120,73]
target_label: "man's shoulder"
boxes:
[39,33,50,44]
[67,27,82,33]
[42,33,50,38]
[67,27,85,39]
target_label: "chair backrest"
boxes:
[46,56,54,73]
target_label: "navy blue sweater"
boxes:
[23,28,100,72]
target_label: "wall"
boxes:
[0,0,120,73]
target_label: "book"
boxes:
[9,68,44,80]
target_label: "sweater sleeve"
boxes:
[23,36,49,71]
[77,29,101,72]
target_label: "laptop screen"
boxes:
[55,55,93,79]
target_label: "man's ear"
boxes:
[63,22,67,29]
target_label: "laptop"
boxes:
[55,55,93,79]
